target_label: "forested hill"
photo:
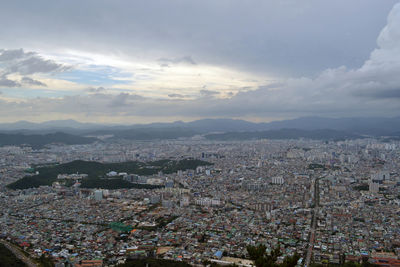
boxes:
[7,159,212,190]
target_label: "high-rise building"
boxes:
[272,176,284,185]
[94,190,103,201]
[371,171,390,184]
[180,195,190,207]
[369,182,379,193]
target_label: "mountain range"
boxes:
[0,117,399,135]
[0,132,98,149]
[0,117,399,146]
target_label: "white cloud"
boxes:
[0,49,69,89]
[0,3,400,122]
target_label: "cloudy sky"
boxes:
[0,0,399,123]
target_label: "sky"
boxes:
[0,0,399,123]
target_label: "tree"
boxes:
[247,244,267,261]
[246,244,300,267]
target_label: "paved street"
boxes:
[304,177,320,267]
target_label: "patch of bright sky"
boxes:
[40,49,274,98]
[117,63,273,99]
[56,66,132,86]
[1,87,79,99]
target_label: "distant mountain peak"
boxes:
[0,116,399,137]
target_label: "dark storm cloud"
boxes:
[0,0,397,76]
[0,48,67,88]
[0,78,20,87]
[354,88,400,99]
[0,1,399,121]
[0,49,67,76]
[0,48,34,61]
[21,77,47,87]
[374,89,400,98]
[7,54,67,75]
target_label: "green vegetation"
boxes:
[308,163,325,170]
[156,216,178,228]
[36,254,54,267]
[246,244,300,267]
[116,258,192,267]
[7,159,212,190]
[0,132,97,149]
[80,179,162,190]
[164,159,212,173]
[353,184,369,191]
[110,222,133,233]
[0,243,27,267]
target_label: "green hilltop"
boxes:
[7,159,212,190]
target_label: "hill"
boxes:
[2,117,400,140]
[7,159,212,190]
[262,116,400,136]
[0,243,27,267]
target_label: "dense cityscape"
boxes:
[1,0,400,266]
[0,138,399,266]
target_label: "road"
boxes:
[0,239,38,267]
[304,177,320,267]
